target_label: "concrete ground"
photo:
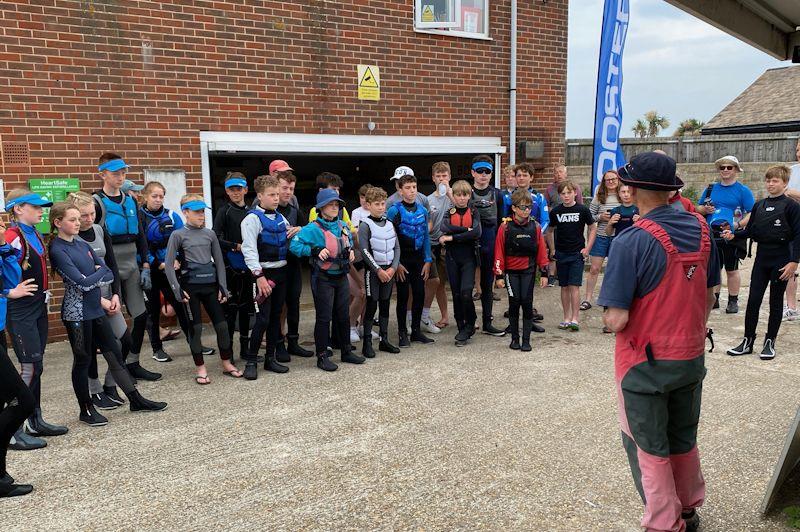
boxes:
[1,266,799,531]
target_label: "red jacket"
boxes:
[669,192,696,213]
[493,218,548,275]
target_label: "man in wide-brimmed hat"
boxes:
[599,152,720,532]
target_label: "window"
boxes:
[414,0,490,40]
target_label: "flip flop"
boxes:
[195,374,211,385]
[558,322,570,330]
[161,329,181,341]
[223,369,243,378]
[435,320,449,329]
[579,301,592,311]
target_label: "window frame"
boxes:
[414,0,462,29]
[413,0,491,41]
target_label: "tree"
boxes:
[643,110,670,137]
[673,118,705,137]
[632,119,648,138]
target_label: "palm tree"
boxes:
[673,118,705,137]
[632,119,647,138]
[644,110,670,137]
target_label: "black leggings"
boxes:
[247,268,287,361]
[504,271,535,336]
[744,254,789,340]
[88,328,132,389]
[446,254,477,332]
[479,226,498,325]
[310,270,350,355]
[183,283,232,366]
[148,267,192,352]
[65,317,136,409]
[225,268,254,353]
[364,266,393,340]
[0,334,35,477]
[396,261,425,333]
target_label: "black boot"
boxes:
[362,338,376,358]
[317,350,338,372]
[243,361,258,380]
[521,319,533,352]
[760,338,776,360]
[379,336,400,353]
[265,354,289,373]
[288,335,313,357]
[398,330,410,348]
[712,293,720,309]
[24,408,68,437]
[508,315,520,349]
[103,385,126,406]
[725,296,739,314]
[8,428,46,451]
[79,403,108,427]
[509,336,521,350]
[0,476,33,498]
[341,349,366,364]
[532,322,545,333]
[275,339,291,363]
[126,361,162,382]
[454,325,470,347]
[726,336,755,356]
[128,389,168,412]
[410,329,434,344]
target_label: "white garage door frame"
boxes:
[199,131,507,211]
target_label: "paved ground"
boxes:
[1,267,799,531]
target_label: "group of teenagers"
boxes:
[1,146,799,500]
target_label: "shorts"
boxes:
[589,235,612,258]
[555,250,585,287]
[430,245,446,281]
[716,239,741,272]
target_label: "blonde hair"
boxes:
[66,190,94,208]
[6,188,35,220]
[765,165,791,183]
[180,193,204,208]
[432,161,451,175]
[143,181,166,196]
[452,180,472,196]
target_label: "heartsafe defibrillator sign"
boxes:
[357,65,380,101]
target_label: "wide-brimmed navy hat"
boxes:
[315,189,344,210]
[618,152,684,191]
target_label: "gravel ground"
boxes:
[1,266,798,531]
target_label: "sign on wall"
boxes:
[28,178,81,232]
[357,64,380,101]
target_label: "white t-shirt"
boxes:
[351,206,368,228]
[789,163,800,192]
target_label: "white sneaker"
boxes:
[421,318,441,334]
[349,328,361,344]
[370,330,379,339]
[784,308,800,322]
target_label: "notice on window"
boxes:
[357,64,380,101]
[422,4,435,22]
[28,177,81,232]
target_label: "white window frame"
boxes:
[414,0,491,41]
[414,0,462,29]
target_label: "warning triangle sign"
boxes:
[359,67,379,88]
[422,5,435,22]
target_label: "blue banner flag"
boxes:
[592,0,630,195]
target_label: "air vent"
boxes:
[2,142,30,167]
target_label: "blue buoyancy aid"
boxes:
[98,193,139,240]
[252,209,288,262]
[143,208,177,262]
[396,204,427,251]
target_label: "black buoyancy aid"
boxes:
[505,219,539,257]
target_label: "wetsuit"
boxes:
[440,206,481,337]
[359,216,401,345]
[276,200,306,353]
[470,186,504,328]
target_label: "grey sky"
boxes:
[566,0,787,139]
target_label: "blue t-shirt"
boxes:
[698,181,755,229]
[598,205,720,310]
[609,204,639,235]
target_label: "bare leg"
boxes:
[727,270,740,297]
[570,286,582,322]
[787,276,798,311]
[560,287,571,322]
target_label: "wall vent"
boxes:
[1,142,30,167]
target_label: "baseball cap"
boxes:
[98,159,129,172]
[5,193,53,210]
[269,160,292,174]
[121,180,144,193]
[617,152,684,191]
[391,166,414,180]
[315,189,344,211]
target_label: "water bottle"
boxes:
[733,207,742,225]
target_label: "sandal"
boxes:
[194,374,211,385]
[602,326,613,334]
[160,328,181,341]
[579,300,592,311]
[223,369,243,378]
[568,322,580,332]
[558,322,570,330]
[435,320,449,329]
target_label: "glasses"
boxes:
[719,165,735,171]
[513,204,532,210]
[474,168,492,175]
[604,178,618,182]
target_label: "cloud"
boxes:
[566,0,786,138]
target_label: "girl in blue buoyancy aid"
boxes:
[139,181,193,363]
[290,189,364,372]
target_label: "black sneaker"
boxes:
[126,362,162,382]
[760,338,776,360]
[243,362,258,381]
[152,349,172,362]
[91,392,119,411]
[379,339,400,354]
[341,351,366,364]
[317,351,338,372]
[398,331,410,348]
[482,323,506,337]
[201,346,216,356]
[80,405,108,427]
[410,330,434,344]
[726,336,754,356]
[725,299,739,314]
[454,328,470,343]
[509,338,521,350]
[682,509,700,532]
[103,386,126,406]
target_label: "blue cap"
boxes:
[225,178,247,189]
[98,159,129,172]
[315,189,344,211]
[472,161,494,172]
[5,193,53,210]
[120,179,144,193]
[180,200,210,211]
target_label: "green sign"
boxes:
[28,178,81,233]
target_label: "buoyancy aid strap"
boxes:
[634,219,678,255]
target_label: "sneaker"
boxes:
[103,386,125,406]
[726,336,755,356]
[349,328,361,344]
[79,405,108,427]
[725,299,739,314]
[547,278,557,288]
[91,392,119,411]
[482,323,506,337]
[784,308,800,322]
[201,346,216,356]
[455,329,470,343]
[760,338,776,360]
[357,325,380,340]
[421,318,441,334]
[410,330,434,344]
[152,349,172,362]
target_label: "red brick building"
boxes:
[0,1,568,337]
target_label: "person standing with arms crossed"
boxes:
[600,152,719,532]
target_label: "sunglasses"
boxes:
[474,168,492,175]
[719,165,735,171]
[513,204,532,210]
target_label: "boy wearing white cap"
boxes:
[387,166,430,210]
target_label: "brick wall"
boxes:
[0,1,568,339]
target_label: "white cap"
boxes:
[391,166,414,180]
[714,155,743,172]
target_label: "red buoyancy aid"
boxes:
[314,220,351,272]
[449,207,473,229]
[614,213,711,381]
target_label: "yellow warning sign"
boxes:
[357,64,380,101]
[422,5,435,22]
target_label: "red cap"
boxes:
[269,159,292,174]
